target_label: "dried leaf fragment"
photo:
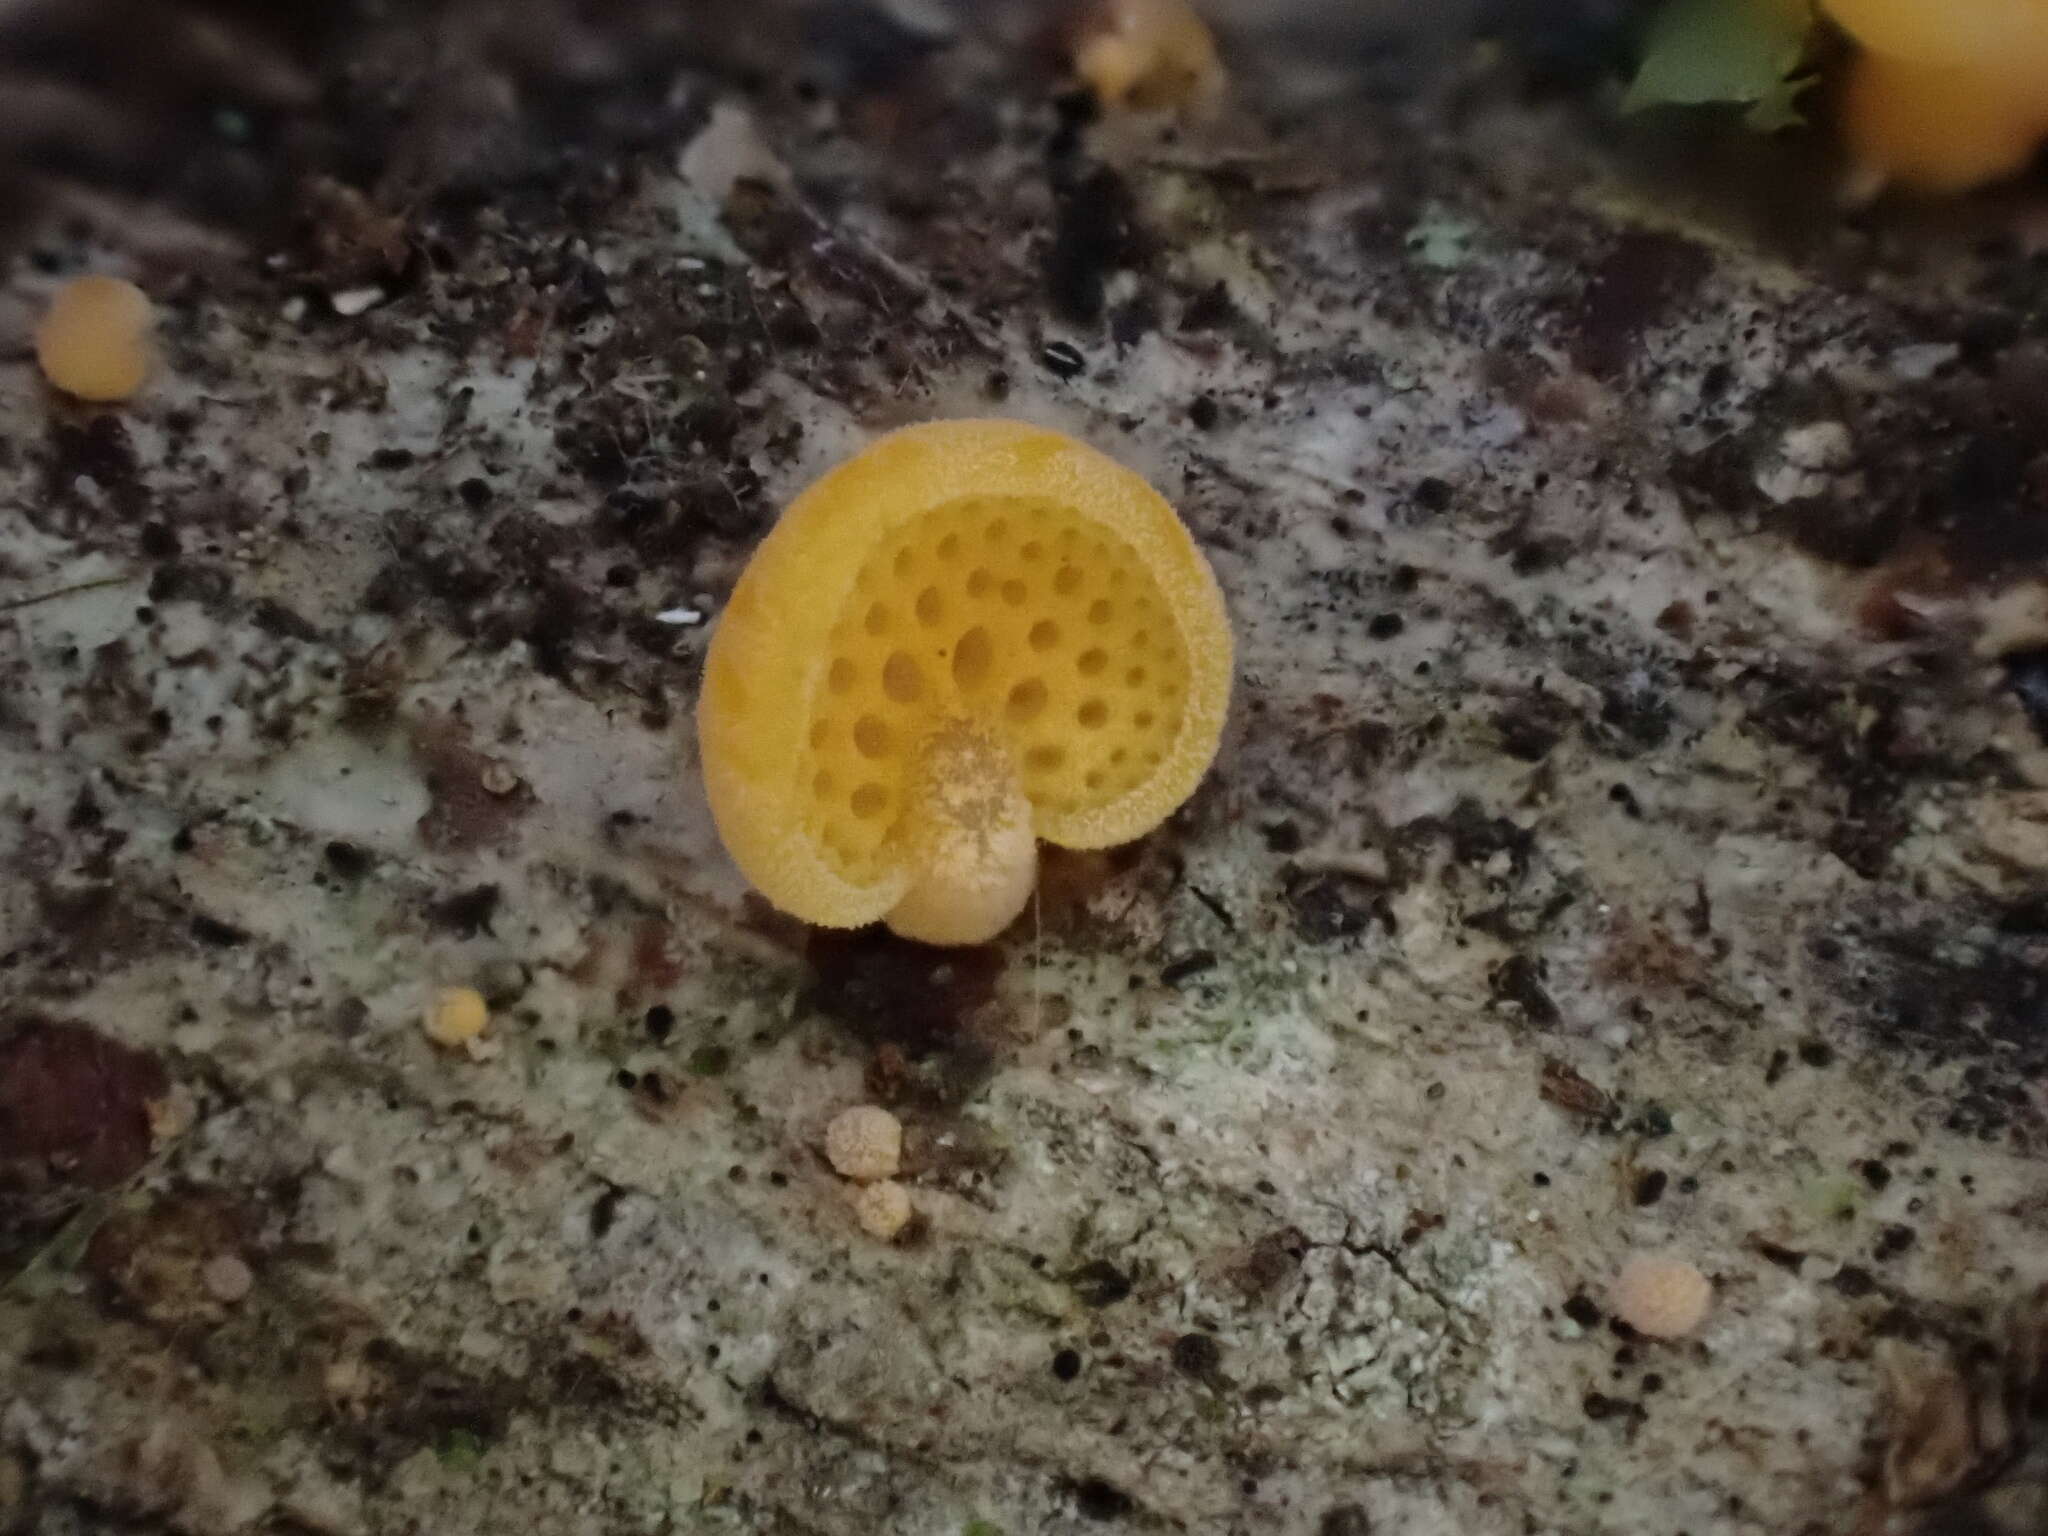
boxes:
[1540,1057,1614,1119]
[1880,1340,1997,1509]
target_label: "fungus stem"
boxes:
[885,720,1037,945]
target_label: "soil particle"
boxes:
[426,883,501,937]
[1160,950,1218,984]
[1494,690,1575,762]
[1230,1226,1310,1302]
[1492,954,1561,1028]
[804,927,1004,1054]
[2007,651,2048,742]
[42,414,147,524]
[1572,230,1712,379]
[1282,868,1385,943]
[1066,1476,1137,1520]
[1046,164,1147,323]
[1171,1330,1223,1379]
[1065,1259,1134,1308]
[411,715,533,853]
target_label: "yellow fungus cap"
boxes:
[35,275,154,403]
[698,419,1232,943]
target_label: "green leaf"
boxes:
[1743,72,1815,133]
[1622,0,1816,129]
[1803,1173,1864,1224]
[963,1522,1005,1536]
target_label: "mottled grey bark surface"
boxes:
[4,5,2047,1535]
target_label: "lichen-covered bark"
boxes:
[4,5,2047,1535]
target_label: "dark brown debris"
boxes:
[410,713,533,854]
[84,1186,252,1327]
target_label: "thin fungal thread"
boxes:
[1032,878,1043,1041]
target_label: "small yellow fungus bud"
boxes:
[824,1104,902,1182]
[697,419,1233,945]
[852,1179,913,1241]
[422,986,489,1048]
[1609,1253,1713,1339]
[1073,0,1223,112]
[35,275,155,403]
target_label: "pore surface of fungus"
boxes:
[35,275,154,403]
[698,419,1232,944]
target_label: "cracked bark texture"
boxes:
[3,3,2048,1534]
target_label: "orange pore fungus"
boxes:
[35,275,154,403]
[697,419,1232,946]
[1823,0,2048,191]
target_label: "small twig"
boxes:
[0,572,136,612]
[1291,846,1390,882]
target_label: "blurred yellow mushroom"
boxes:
[697,419,1233,945]
[1071,0,1223,113]
[1823,0,2048,192]
[35,275,154,403]
[1839,49,2048,193]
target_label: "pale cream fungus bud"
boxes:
[853,1179,913,1241]
[1610,1253,1713,1339]
[824,1105,902,1182]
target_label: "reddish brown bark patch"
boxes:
[0,1018,169,1192]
